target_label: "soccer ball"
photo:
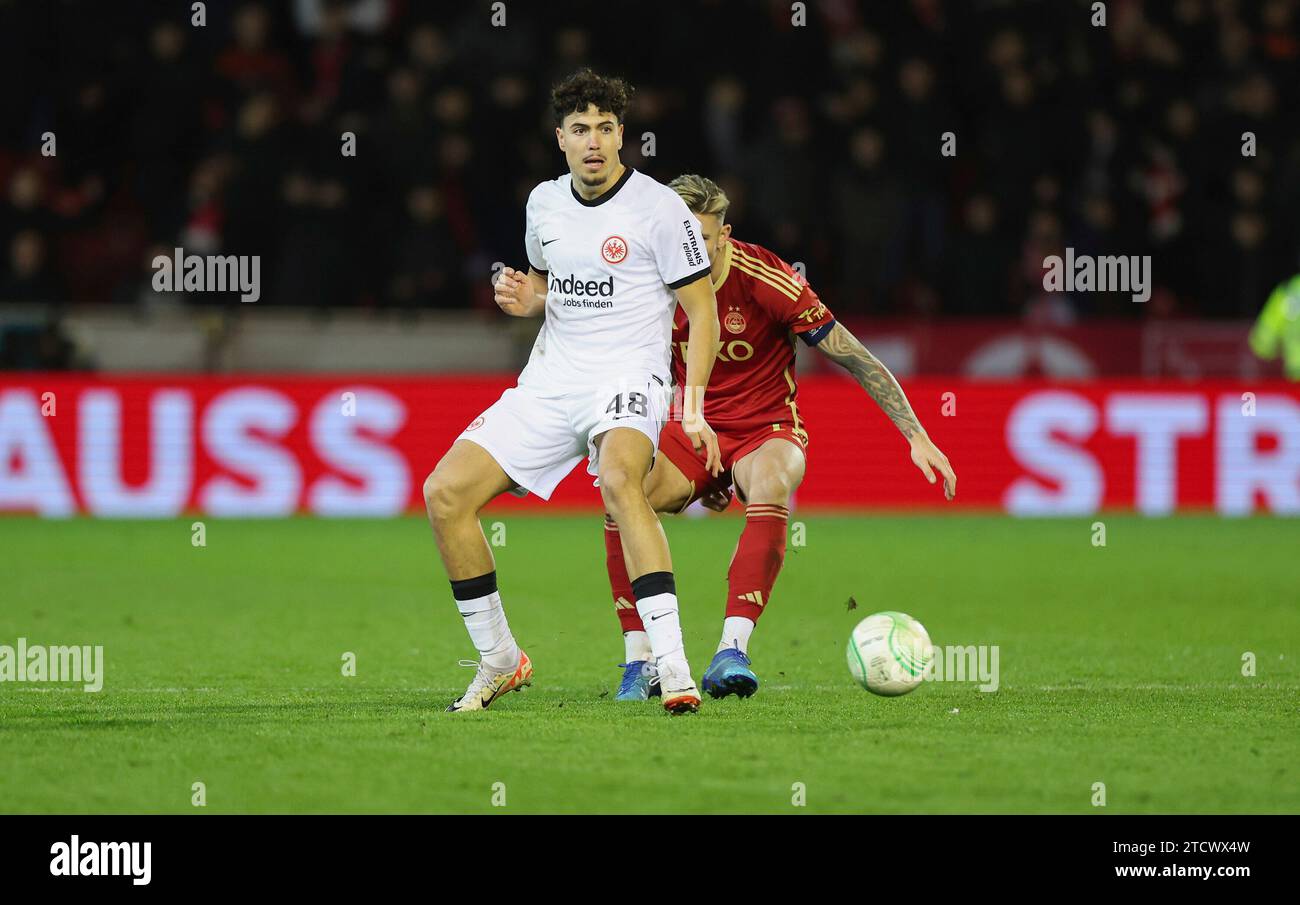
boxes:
[847,611,934,696]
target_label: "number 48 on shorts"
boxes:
[605,391,650,417]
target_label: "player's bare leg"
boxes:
[425,440,512,578]
[596,427,700,713]
[604,451,694,699]
[701,437,805,699]
[424,440,532,711]
[596,428,670,575]
[732,436,805,509]
[643,452,698,514]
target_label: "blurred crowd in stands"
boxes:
[1,0,1298,325]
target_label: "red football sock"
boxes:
[726,503,788,623]
[605,514,644,633]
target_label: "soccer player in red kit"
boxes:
[605,174,957,700]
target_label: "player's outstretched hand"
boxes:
[494,266,537,316]
[910,433,956,500]
[700,484,733,511]
[685,415,722,478]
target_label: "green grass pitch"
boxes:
[1,513,1297,814]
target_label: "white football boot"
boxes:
[445,650,533,712]
[654,658,701,715]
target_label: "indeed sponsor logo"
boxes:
[549,273,615,297]
[550,273,615,308]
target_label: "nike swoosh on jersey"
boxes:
[541,237,559,246]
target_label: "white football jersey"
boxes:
[520,167,711,389]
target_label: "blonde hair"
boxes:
[669,174,729,223]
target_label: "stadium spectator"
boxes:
[0,0,1296,319]
[1,230,59,303]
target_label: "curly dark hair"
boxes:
[550,69,634,126]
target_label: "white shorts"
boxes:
[456,374,673,500]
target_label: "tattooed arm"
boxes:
[814,322,957,499]
[816,322,924,438]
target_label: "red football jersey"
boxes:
[671,237,835,434]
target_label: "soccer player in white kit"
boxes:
[424,70,722,714]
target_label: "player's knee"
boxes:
[598,464,640,511]
[423,468,464,523]
[747,470,797,506]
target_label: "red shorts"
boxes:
[657,418,807,509]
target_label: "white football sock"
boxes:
[718,616,755,654]
[456,591,519,671]
[636,593,686,670]
[623,630,652,663]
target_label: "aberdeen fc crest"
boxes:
[601,236,628,264]
[724,306,746,334]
